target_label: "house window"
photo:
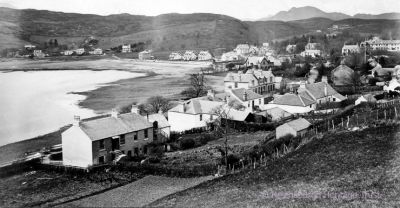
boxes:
[99,156,105,164]
[120,135,125,145]
[333,98,336,101]
[200,114,203,121]
[134,133,138,141]
[134,147,139,156]
[234,82,238,88]
[144,129,148,138]
[99,140,105,150]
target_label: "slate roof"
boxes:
[79,113,153,141]
[285,118,311,131]
[247,56,266,65]
[224,72,258,83]
[273,93,316,107]
[169,99,223,115]
[147,113,170,128]
[224,108,251,121]
[253,69,274,79]
[300,82,345,100]
[230,88,264,102]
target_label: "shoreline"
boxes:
[0,59,217,164]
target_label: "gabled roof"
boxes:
[224,72,258,83]
[300,82,342,100]
[273,93,315,107]
[253,69,274,79]
[247,56,266,65]
[169,99,223,115]
[230,88,264,102]
[285,118,311,131]
[147,113,170,128]
[223,108,252,122]
[79,113,153,141]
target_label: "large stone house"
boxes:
[138,50,153,60]
[122,44,131,53]
[342,44,360,55]
[246,56,268,69]
[169,52,183,61]
[197,51,213,61]
[62,110,156,168]
[224,69,276,95]
[234,44,250,55]
[361,37,400,52]
[182,51,197,61]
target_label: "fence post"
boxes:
[347,116,349,128]
[385,110,387,120]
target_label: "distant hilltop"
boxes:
[0,6,400,53]
[259,6,400,22]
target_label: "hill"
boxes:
[261,6,400,22]
[0,7,400,53]
[260,6,351,21]
[150,126,400,207]
[354,12,400,20]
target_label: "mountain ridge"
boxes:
[260,6,400,21]
[0,7,400,53]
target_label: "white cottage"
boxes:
[168,100,223,132]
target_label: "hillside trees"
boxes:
[181,73,211,98]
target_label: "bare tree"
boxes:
[182,73,209,98]
[212,100,245,171]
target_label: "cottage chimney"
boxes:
[243,90,248,101]
[131,104,140,114]
[207,89,215,100]
[73,115,80,126]
[324,84,328,97]
[177,101,185,112]
[111,108,119,118]
[321,76,328,83]
[158,109,163,114]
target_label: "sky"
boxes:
[0,0,399,20]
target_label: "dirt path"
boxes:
[61,175,214,207]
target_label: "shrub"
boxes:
[221,154,240,166]
[180,138,196,149]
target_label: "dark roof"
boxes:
[273,93,315,107]
[231,88,264,102]
[79,113,153,141]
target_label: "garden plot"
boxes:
[66,175,213,207]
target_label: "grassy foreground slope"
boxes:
[150,126,400,207]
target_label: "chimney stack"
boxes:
[178,101,185,112]
[131,104,140,114]
[73,115,80,126]
[243,90,248,101]
[324,84,328,97]
[111,108,119,118]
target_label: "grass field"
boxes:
[150,125,400,207]
[65,175,213,207]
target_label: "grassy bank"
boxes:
[150,125,400,207]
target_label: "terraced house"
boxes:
[62,110,157,168]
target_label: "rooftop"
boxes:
[285,118,311,131]
[79,113,153,141]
